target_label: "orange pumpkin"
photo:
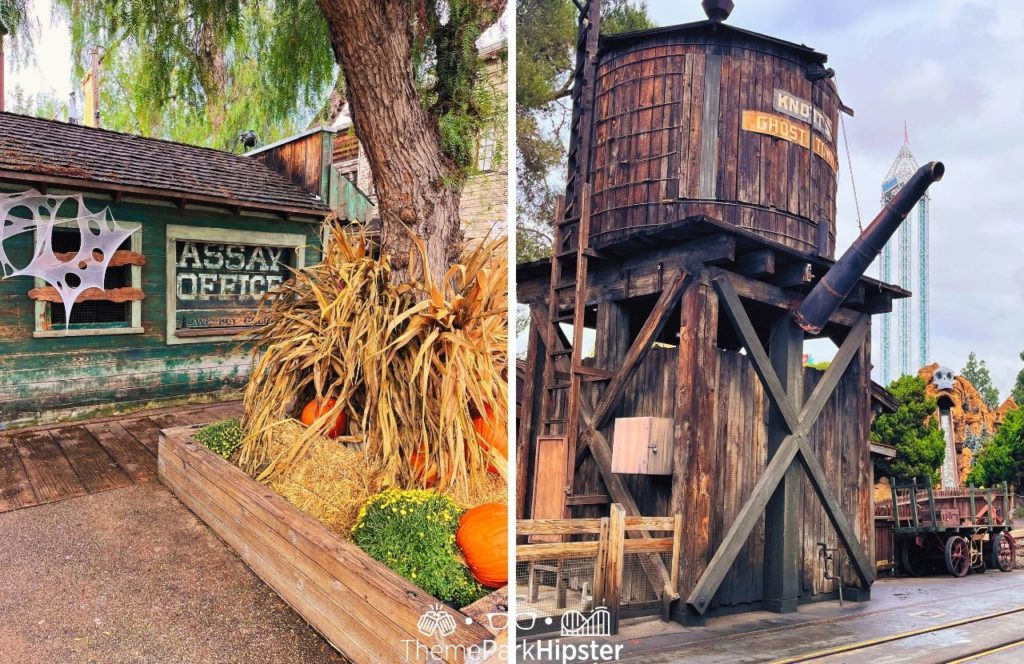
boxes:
[472,404,507,474]
[299,398,347,439]
[457,503,508,588]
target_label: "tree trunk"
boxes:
[198,21,228,139]
[316,0,463,286]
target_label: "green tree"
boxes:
[871,375,946,485]
[55,0,337,150]
[515,0,653,261]
[967,407,1024,487]
[16,0,506,283]
[961,352,1000,409]
[1011,350,1024,405]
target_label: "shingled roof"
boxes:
[0,112,329,216]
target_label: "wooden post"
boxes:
[517,301,546,518]
[664,513,683,621]
[763,315,803,613]
[593,516,610,608]
[607,503,625,634]
[595,300,630,371]
[1003,482,1009,525]
[670,274,718,619]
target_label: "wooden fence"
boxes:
[516,504,681,634]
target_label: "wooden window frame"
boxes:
[164,224,306,346]
[33,220,144,339]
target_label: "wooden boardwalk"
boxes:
[0,401,243,514]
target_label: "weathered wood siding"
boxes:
[0,191,321,428]
[558,341,871,610]
[591,32,839,257]
[251,129,332,202]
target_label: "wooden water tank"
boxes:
[590,22,841,257]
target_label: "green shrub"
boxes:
[195,418,244,459]
[351,489,485,608]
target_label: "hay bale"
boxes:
[254,420,507,536]
[261,420,381,534]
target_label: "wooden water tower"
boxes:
[517,0,942,623]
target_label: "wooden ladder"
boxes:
[538,0,602,512]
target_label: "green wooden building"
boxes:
[0,112,367,429]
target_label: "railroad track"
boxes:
[771,605,1024,663]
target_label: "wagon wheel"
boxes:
[988,532,1016,572]
[901,539,928,577]
[944,535,971,577]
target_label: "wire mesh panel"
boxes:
[516,555,600,627]
[517,508,682,635]
[619,551,673,606]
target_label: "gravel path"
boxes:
[0,482,349,664]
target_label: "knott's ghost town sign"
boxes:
[741,110,839,173]
[773,88,833,142]
[165,225,306,343]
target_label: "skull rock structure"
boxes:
[919,362,1019,488]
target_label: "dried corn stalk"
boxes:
[238,219,508,495]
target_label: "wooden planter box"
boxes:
[158,426,504,663]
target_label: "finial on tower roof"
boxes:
[701,0,734,22]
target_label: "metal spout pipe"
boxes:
[794,161,944,334]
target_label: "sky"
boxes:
[5,0,72,104]
[637,0,1024,396]
[5,0,1022,394]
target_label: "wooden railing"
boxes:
[517,504,682,634]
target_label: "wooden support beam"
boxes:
[532,304,672,595]
[797,437,875,587]
[516,234,735,305]
[684,302,875,616]
[565,493,611,506]
[671,276,719,609]
[706,267,864,329]
[590,269,691,431]
[607,504,626,634]
[799,315,870,426]
[517,301,546,519]
[734,249,775,278]
[564,185,593,497]
[763,315,803,614]
[28,286,145,304]
[774,261,814,288]
[686,433,801,614]
[712,277,801,433]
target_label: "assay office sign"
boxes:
[173,240,293,332]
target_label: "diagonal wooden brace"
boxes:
[530,304,674,597]
[712,277,801,433]
[590,269,692,431]
[686,284,874,615]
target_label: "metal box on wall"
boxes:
[611,417,674,475]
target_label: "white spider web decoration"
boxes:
[0,189,137,329]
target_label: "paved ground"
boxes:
[519,572,1024,663]
[0,482,348,664]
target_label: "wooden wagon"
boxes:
[878,480,1016,578]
